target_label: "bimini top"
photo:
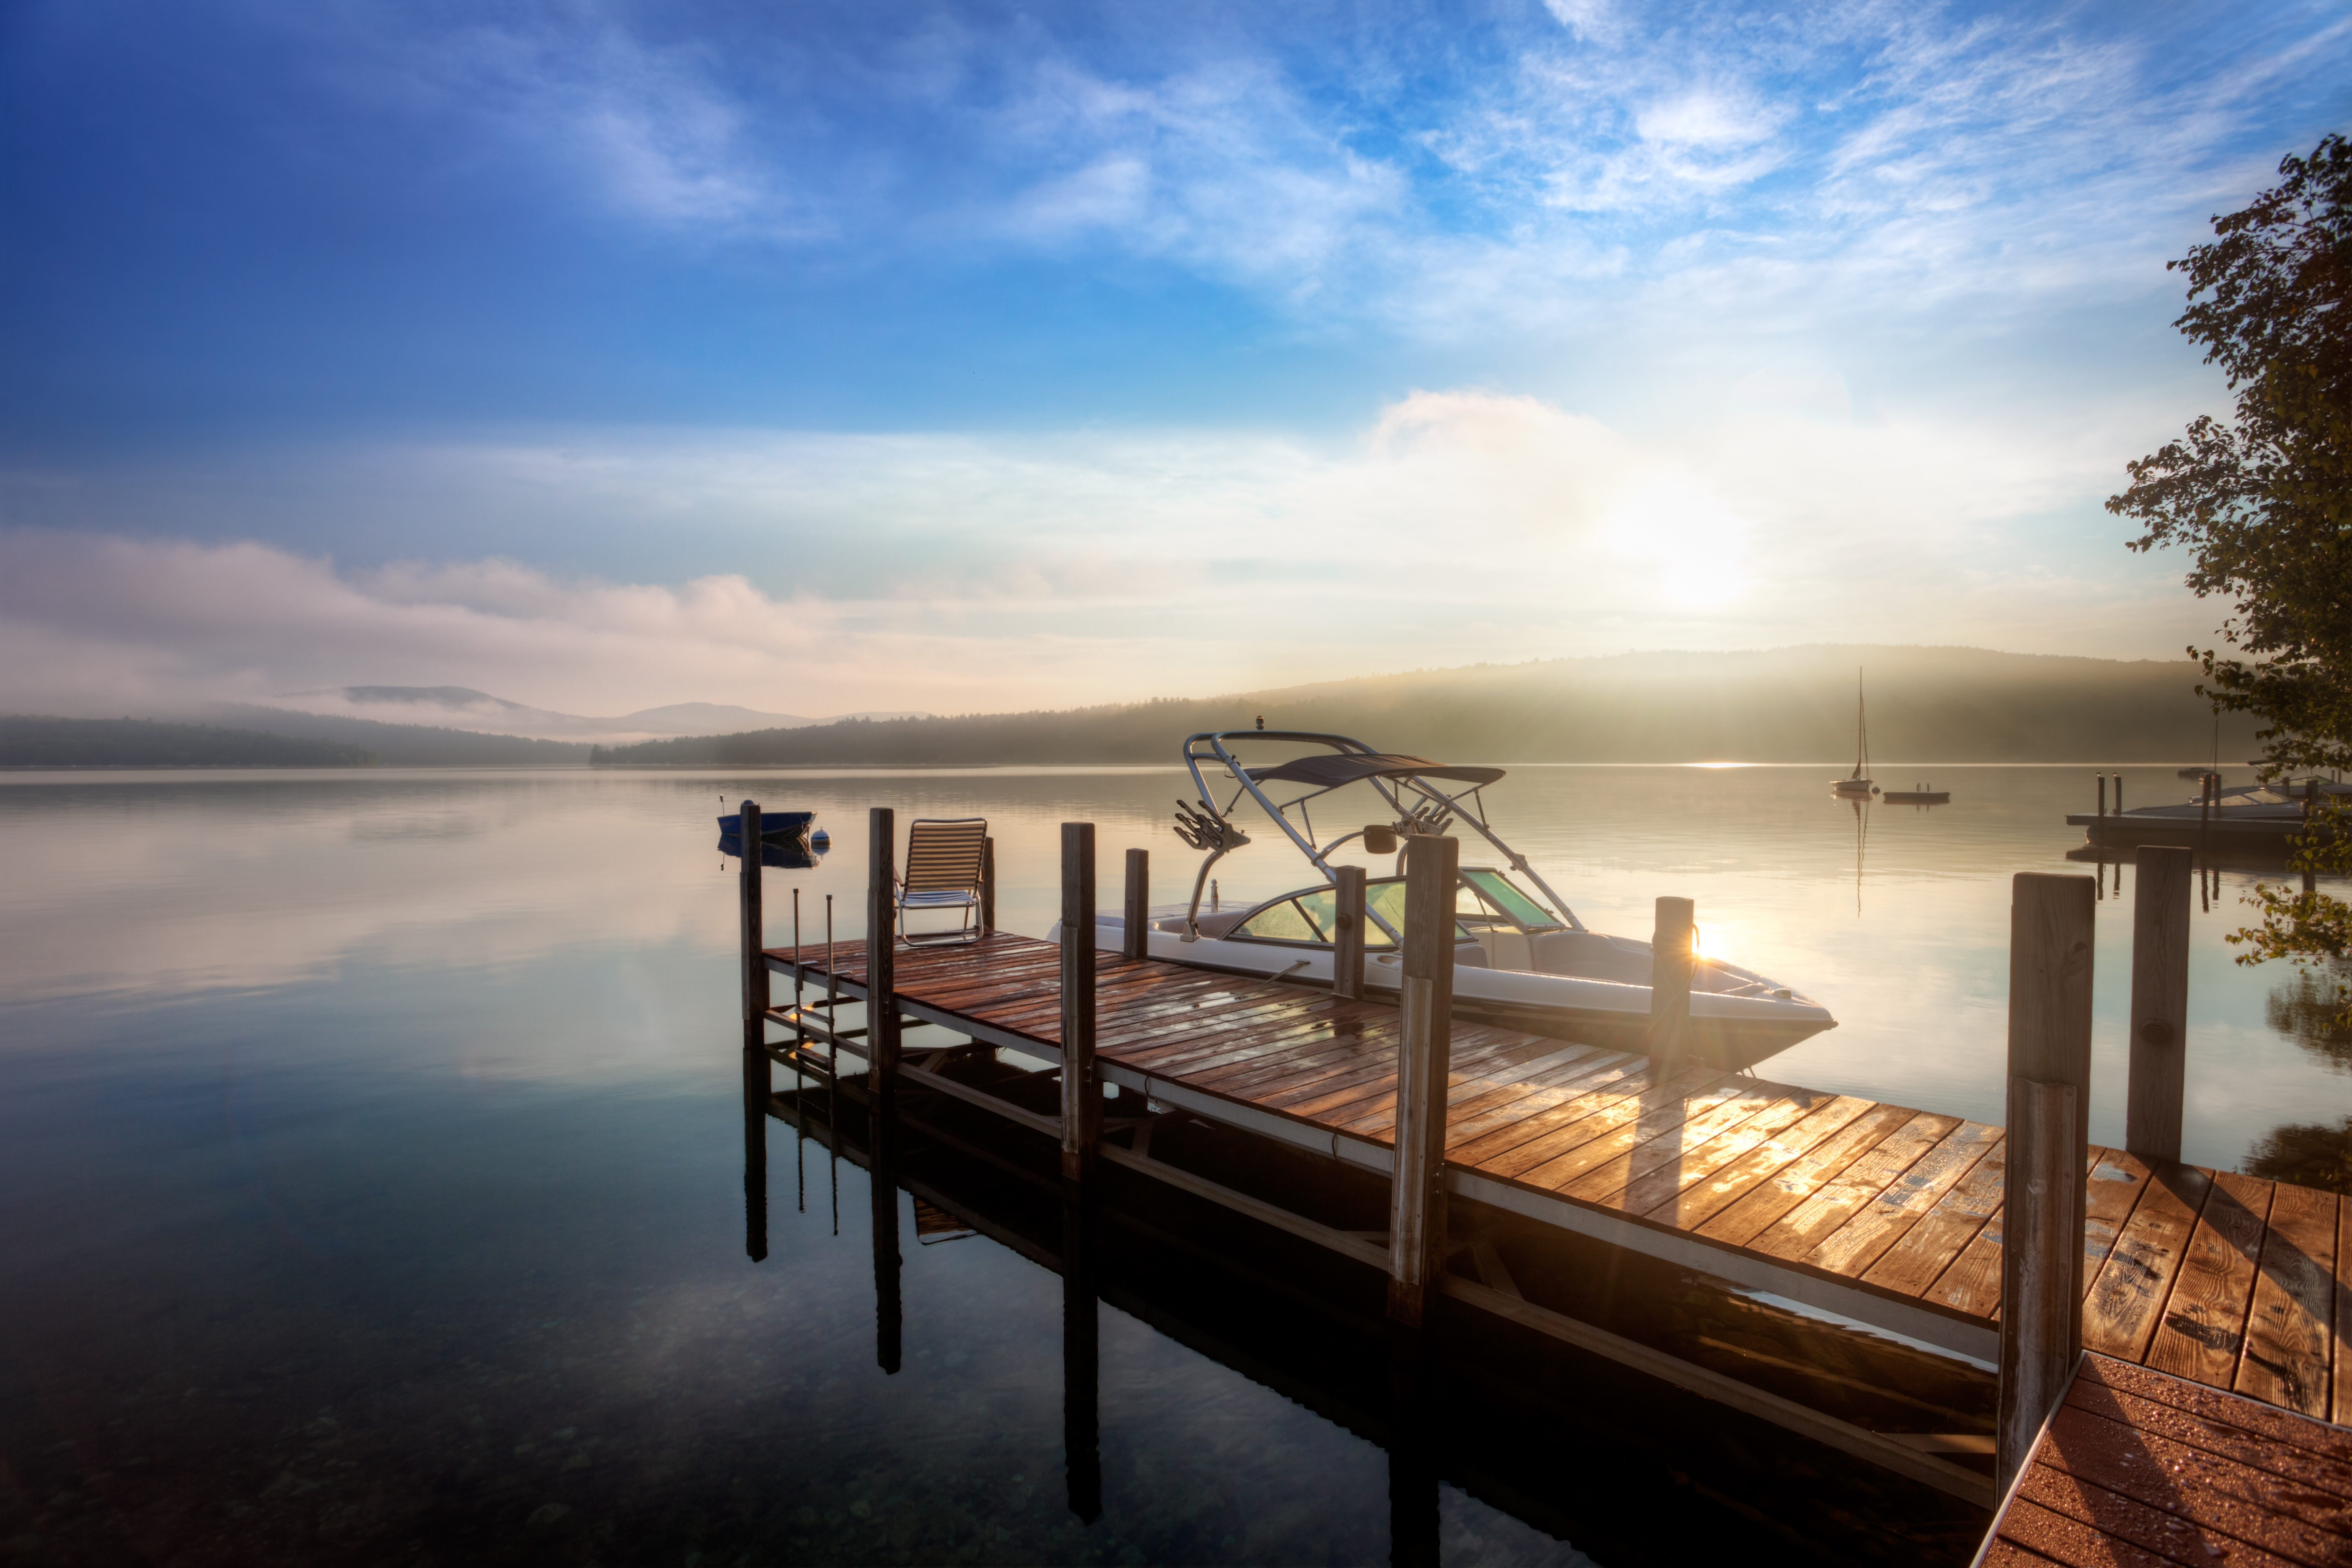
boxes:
[1245,753,1506,791]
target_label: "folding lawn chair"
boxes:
[897,817,988,946]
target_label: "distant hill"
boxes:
[202,705,592,764]
[270,685,926,743]
[1,717,375,767]
[588,646,2266,766]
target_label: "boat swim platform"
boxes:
[1976,1353,2352,1568]
[763,931,2352,1431]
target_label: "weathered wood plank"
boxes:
[1637,1094,1881,1232]
[1741,1112,1962,1261]
[1589,1089,1830,1216]
[2082,1162,2215,1364]
[2234,1183,2338,1420]
[2068,1375,2352,1498]
[2086,1353,2352,1465]
[1862,1136,2005,1297]
[2036,1403,2352,1547]
[1992,1493,2256,1568]
[1808,1119,2001,1280]
[1551,1083,1792,1204]
[2011,1460,2299,1568]
[1515,1076,1768,1193]
[1692,1101,1920,1247]
[1476,1067,1733,1184]
[2145,1171,2274,1390]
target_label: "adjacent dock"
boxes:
[1977,1353,2352,1567]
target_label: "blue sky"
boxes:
[3,0,2348,716]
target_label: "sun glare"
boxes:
[1605,473,1752,609]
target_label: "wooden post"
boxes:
[982,835,996,935]
[1333,864,1367,1003]
[1646,896,1696,1073]
[2097,773,2107,818]
[1122,847,1148,962]
[1060,823,1099,1185]
[740,800,770,1262]
[1997,872,2094,1487]
[867,807,902,1375]
[1386,833,1459,1328]
[2126,846,2192,1164]
[740,799,768,1050]
[2115,773,2123,816]
[867,807,900,1105]
[1998,1077,2081,1488]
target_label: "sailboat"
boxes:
[1831,669,1877,798]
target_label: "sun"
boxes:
[1604,474,1752,609]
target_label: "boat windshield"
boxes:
[1233,878,1462,948]
[1460,869,1561,933]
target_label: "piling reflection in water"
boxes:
[744,1057,1999,1566]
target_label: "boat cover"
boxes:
[1244,753,1506,789]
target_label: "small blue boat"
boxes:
[716,807,824,869]
[717,810,815,842]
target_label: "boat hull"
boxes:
[1057,920,1836,1074]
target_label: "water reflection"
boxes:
[2264,969,2352,1068]
[2244,1117,2352,1194]
[753,1074,1988,1566]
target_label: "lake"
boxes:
[3,762,2344,1565]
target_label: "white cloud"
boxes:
[0,383,2220,718]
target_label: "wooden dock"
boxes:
[1976,1352,2352,1567]
[731,805,2349,1533]
[762,931,2352,1427]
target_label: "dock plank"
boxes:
[1861,1135,2006,1297]
[2145,1171,2275,1391]
[2234,1183,2338,1420]
[1475,1067,1733,1184]
[2084,1163,2215,1364]
[1804,1119,2001,1279]
[1690,1101,1919,1246]
[1738,1111,1960,1260]
[1588,1089,1829,1216]
[1519,1077,1776,1194]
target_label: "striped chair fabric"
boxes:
[897,817,988,946]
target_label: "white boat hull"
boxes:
[1053,918,1837,1073]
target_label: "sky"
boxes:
[3,0,2348,718]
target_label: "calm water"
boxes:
[3,763,2346,1565]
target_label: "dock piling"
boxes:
[2097,773,2107,818]
[1333,864,1367,1003]
[1646,896,1696,1074]
[740,800,767,1051]
[982,835,996,935]
[1997,872,2094,1488]
[868,807,903,1375]
[2126,846,2192,1163]
[1386,833,1459,1329]
[740,801,769,1262]
[1122,847,1148,962]
[1061,823,1100,1185]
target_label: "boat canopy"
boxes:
[1243,753,1507,791]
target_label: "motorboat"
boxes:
[1055,730,1836,1071]
[2068,776,2350,850]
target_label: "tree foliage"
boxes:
[2116,134,2352,989]
[2111,133,2352,774]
